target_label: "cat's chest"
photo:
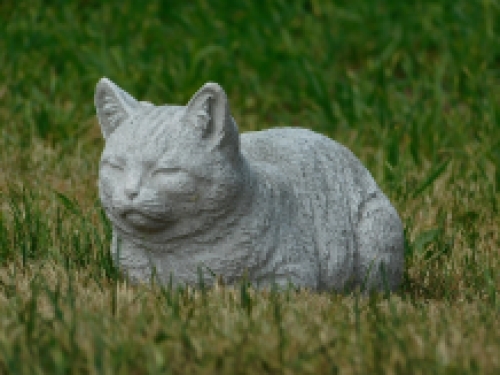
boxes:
[111,184,310,286]
[113,230,279,285]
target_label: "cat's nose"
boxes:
[124,172,142,200]
[124,187,139,200]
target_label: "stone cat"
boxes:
[95,78,404,292]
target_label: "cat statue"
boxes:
[95,78,405,292]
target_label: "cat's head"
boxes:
[95,78,245,241]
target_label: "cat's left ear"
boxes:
[185,82,239,153]
[94,77,139,139]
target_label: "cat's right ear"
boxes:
[94,78,139,139]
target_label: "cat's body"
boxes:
[95,78,404,292]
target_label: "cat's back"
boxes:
[240,127,380,216]
[240,127,368,184]
[240,127,341,167]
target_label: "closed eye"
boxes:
[152,167,182,176]
[102,158,125,170]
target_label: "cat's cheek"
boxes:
[99,174,124,206]
[152,175,197,196]
[99,169,122,189]
[98,177,113,198]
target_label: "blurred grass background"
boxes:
[0,0,499,373]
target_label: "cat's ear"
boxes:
[185,82,239,153]
[94,77,139,139]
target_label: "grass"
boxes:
[0,0,499,373]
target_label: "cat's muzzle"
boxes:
[120,208,170,232]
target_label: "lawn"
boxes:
[0,0,499,373]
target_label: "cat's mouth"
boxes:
[120,209,169,231]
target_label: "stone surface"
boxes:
[95,78,405,292]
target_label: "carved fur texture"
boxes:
[95,78,405,292]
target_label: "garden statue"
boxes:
[95,78,405,292]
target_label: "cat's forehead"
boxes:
[106,105,185,153]
[131,105,185,134]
